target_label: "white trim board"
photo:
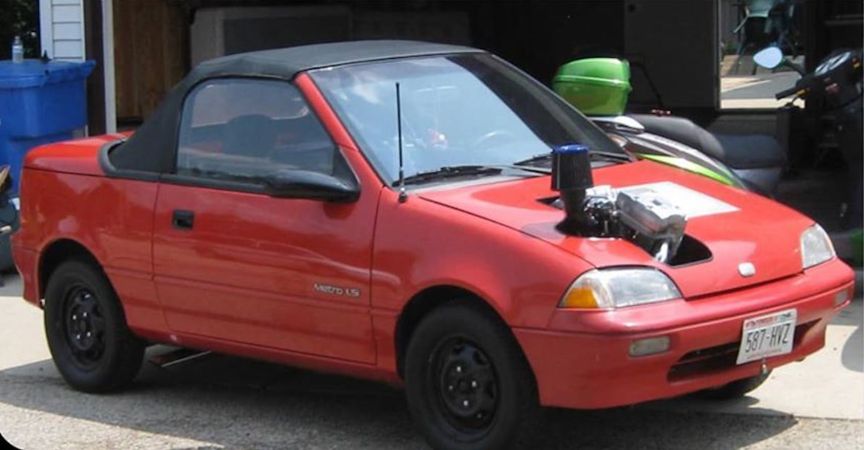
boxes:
[39,0,86,61]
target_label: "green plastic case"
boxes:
[553,58,632,116]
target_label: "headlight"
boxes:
[559,268,682,309]
[801,224,835,269]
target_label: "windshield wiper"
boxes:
[403,165,500,185]
[514,153,552,167]
[402,164,547,186]
[589,150,633,162]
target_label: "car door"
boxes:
[152,77,378,363]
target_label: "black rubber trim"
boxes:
[99,140,160,182]
[159,173,267,194]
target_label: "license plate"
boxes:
[736,309,797,365]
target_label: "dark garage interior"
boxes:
[81,0,861,129]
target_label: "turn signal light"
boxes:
[559,285,599,309]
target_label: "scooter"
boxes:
[553,58,787,196]
[753,45,863,229]
[754,45,863,266]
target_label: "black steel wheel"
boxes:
[405,302,538,450]
[428,337,499,436]
[61,286,107,369]
[44,260,144,392]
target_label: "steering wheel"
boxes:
[471,129,517,152]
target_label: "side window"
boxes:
[177,78,338,184]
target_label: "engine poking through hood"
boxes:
[551,145,686,263]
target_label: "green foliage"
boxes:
[0,0,40,60]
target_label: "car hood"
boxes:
[417,161,813,298]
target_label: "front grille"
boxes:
[667,320,819,381]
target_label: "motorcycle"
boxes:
[590,115,771,193]
[552,57,787,197]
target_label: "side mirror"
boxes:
[754,46,784,70]
[263,169,359,203]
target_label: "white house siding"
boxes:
[39,0,86,61]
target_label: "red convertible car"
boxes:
[12,41,853,449]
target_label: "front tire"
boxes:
[44,260,144,392]
[405,302,539,450]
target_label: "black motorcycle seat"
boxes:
[628,114,787,170]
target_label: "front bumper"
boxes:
[514,259,854,410]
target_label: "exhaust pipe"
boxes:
[551,144,594,234]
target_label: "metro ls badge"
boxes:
[313,283,361,298]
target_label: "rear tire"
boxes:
[44,260,144,392]
[404,302,539,450]
[697,371,771,400]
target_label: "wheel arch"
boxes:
[394,284,532,381]
[38,238,104,299]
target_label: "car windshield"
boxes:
[309,53,625,185]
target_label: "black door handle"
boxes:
[172,210,194,229]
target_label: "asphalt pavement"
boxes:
[719,55,805,109]
[720,72,803,109]
[0,274,861,449]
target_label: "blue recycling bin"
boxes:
[0,59,95,271]
[0,59,95,196]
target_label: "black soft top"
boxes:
[106,40,480,176]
